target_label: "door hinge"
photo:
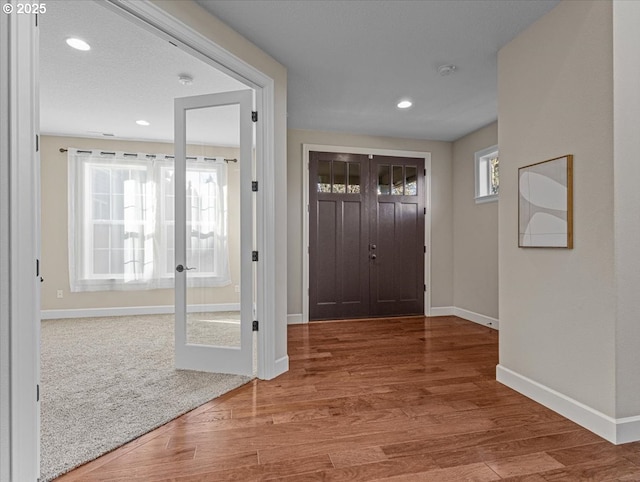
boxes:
[35,13,38,27]
[36,134,39,152]
[252,181,258,192]
[424,169,426,176]
[37,384,40,402]
[424,284,426,292]
[252,251,259,262]
[423,245,426,253]
[423,208,426,215]
[36,258,40,277]
[252,320,259,331]
[252,111,258,122]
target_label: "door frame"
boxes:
[103,0,278,382]
[302,144,432,324]
[1,8,40,482]
[4,2,280,479]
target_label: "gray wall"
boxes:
[452,122,498,319]
[498,0,616,416]
[612,0,640,419]
[287,128,453,316]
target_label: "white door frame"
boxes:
[104,0,278,382]
[302,144,432,323]
[1,6,40,482]
[4,2,280,479]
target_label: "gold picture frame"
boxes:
[518,155,573,248]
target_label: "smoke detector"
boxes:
[437,64,457,76]
[178,74,194,86]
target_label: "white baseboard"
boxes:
[273,355,289,377]
[287,313,304,325]
[429,306,454,316]
[290,308,497,331]
[497,364,640,444]
[428,306,498,330]
[454,307,499,330]
[41,303,241,320]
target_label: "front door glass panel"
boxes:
[377,165,390,195]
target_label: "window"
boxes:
[316,160,361,194]
[68,150,230,292]
[475,145,499,203]
[377,164,418,196]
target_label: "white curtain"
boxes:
[68,149,230,292]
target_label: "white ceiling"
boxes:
[196,0,560,142]
[39,1,246,146]
[40,0,560,145]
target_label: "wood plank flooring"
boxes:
[54,316,640,481]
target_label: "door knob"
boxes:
[175,264,196,273]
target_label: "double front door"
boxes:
[309,151,425,321]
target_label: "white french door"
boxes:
[174,90,253,376]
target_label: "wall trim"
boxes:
[287,309,498,331]
[41,303,241,320]
[287,313,304,325]
[429,306,454,316]
[497,364,640,445]
[5,10,40,482]
[453,307,499,330]
[274,355,289,377]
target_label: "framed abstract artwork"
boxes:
[518,155,573,248]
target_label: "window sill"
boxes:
[475,194,498,204]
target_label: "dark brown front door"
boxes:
[309,151,425,321]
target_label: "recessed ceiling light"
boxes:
[66,37,91,51]
[397,100,413,109]
[178,74,194,86]
[136,120,150,126]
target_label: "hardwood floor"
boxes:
[55,316,640,481]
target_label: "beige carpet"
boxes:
[40,313,252,482]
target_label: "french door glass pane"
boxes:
[405,166,417,195]
[333,161,346,193]
[348,163,360,194]
[377,165,390,195]
[392,165,404,195]
[318,160,331,192]
[185,104,240,348]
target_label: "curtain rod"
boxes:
[59,148,238,163]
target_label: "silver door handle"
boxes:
[175,264,196,273]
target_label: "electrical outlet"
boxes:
[56,290,63,299]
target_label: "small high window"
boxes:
[475,145,499,203]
